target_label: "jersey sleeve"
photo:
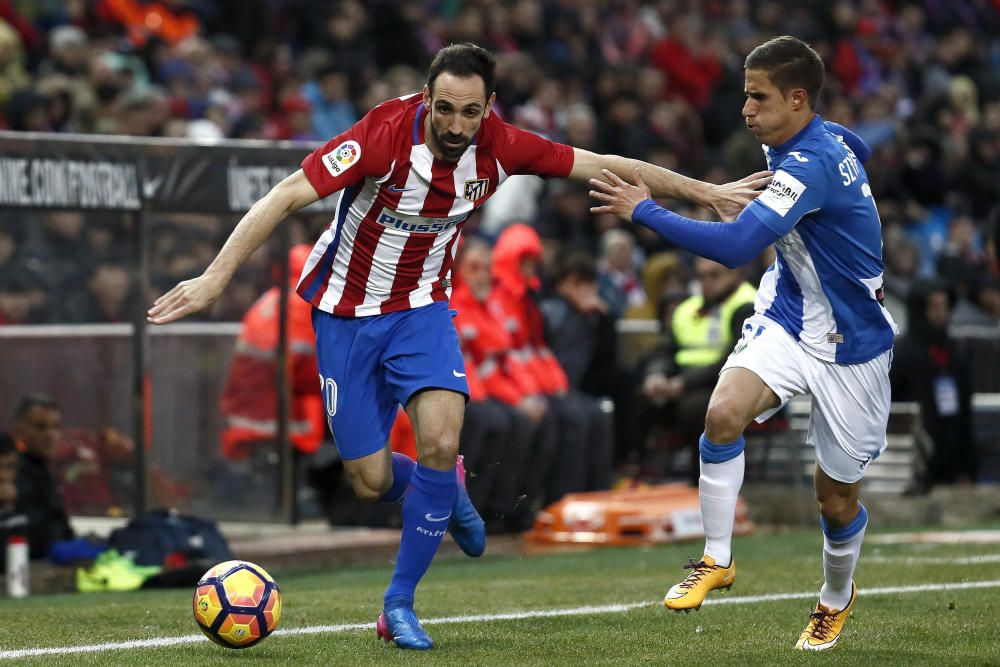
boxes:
[300,103,396,199]
[746,150,827,237]
[495,121,574,178]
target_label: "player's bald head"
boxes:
[427,43,496,100]
[745,36,824,109]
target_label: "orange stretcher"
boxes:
[526,483,754,546]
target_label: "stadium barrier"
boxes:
[0,131,335,522]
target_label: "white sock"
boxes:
[820,506,868,610]
[699,451,745,568]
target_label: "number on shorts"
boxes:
[320,375,338,417]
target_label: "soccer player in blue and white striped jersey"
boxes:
[590,35,897,651]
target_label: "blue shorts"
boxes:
[311,301,469,460]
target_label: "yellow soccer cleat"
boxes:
[663,555,735,611]
[795,582,857,651]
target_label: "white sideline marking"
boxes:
[868,530,1000,545]
[867,554,1000,566]
[2,579,1000,660]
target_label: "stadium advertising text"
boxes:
[0,157,140,210]
[228,159,337,213]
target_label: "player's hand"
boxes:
[147,272,228,324]
[588,168,652,222]
[711,170,771,221]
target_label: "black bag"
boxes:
[108,508,233,567]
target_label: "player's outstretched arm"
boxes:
[147,169,320,324]
[589,169,779,268]
[568,147,770,221]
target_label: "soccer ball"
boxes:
[193,560,282,649]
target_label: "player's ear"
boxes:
[484,91,496,118]
[791,88,808,111]
[422,84,432,107]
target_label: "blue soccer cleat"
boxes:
[377,599,434,650]
[449,455,486,557]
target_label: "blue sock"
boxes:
[378,453,416,503]
[384,464,457,606]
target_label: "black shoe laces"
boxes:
[806,608,836,639]
[677,558,720,590]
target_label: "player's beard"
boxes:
[432,125,472,161]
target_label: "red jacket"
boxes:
[220,246,325,460]
[452,280,526,406]
[489,224,569,396]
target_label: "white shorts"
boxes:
[721,314,892,483]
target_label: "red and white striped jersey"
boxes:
[297,93,574,317]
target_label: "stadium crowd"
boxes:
[0,1,998,512]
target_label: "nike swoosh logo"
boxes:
[452,370,466,378]
[386,185,412,193]
[425,513,451,522]
[143,175,164,198]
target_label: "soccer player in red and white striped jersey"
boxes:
[148,43,769,650]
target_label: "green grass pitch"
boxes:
[1,525,999,665]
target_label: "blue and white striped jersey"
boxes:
[747,115,898,364]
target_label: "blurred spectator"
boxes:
[50,426,135,517]
[0,18,28,108]
[38,25,88,79]
[11,393,74,559]
[638,258,755,484]
[16,212,89,306]
[955,126,1000,219]
[490,224,611,501]
[542,252,612,389]
[596,228,645,319]
[891,282,977,485]
[542,251,636,470]
[65,261,133,323]
[219,244,324,461]
[301,63,355,139]
[216,244,333,515]
[952,274,1000,328]
[452,237,542,528]
[936,213,987,299]
[627,250,682,315]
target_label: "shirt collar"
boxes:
[768,114,823,158]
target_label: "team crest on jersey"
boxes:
[322,140,361,178]
[463,178,490,202]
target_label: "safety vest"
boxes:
[672,282,757,368]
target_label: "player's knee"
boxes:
[704,399,748,443]
[816,493,854,525]
[416,432,461,469]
